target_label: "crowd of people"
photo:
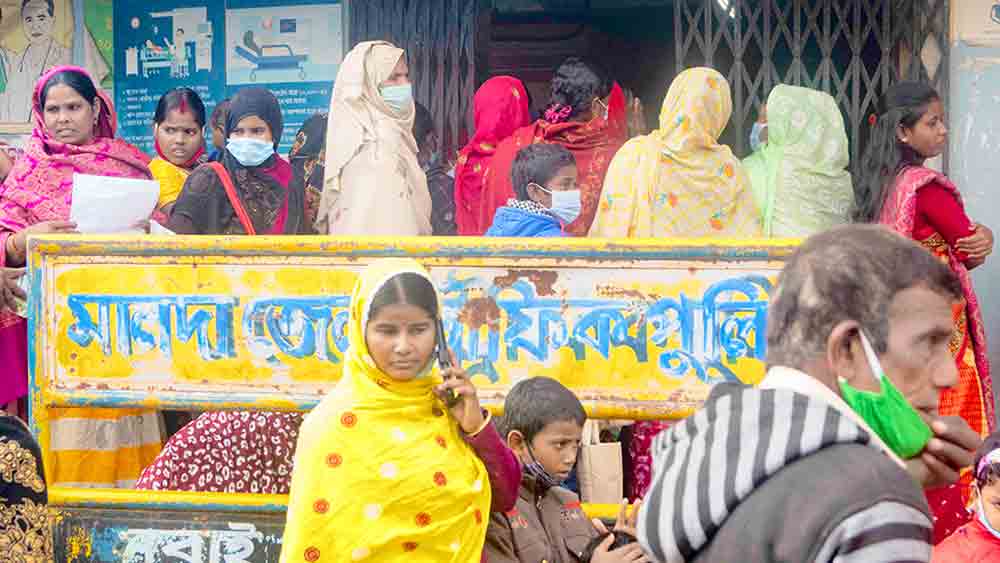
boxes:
[0,36,996,560]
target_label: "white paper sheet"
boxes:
[150,221,176,236]
[70,174,160,234]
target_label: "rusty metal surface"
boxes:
[29,236,793,421]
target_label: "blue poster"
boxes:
[224,0,341,151]
[113,1,227,155]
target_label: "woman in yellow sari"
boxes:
[589,67,759,239]
[588,67,759,500]
[149,88,207,215]
[280,258,519,562]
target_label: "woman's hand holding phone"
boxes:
[434,350,486,435]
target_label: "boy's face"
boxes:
[527,164,578,208]
[510,419,583,482]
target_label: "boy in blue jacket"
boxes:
[485,144,580,237]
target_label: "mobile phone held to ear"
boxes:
[437,318,460,408]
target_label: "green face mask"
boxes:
[838,331,933,459]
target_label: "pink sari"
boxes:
[0,65,151,406]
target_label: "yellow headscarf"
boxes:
[280,258,491,563]
[589,67,761,238]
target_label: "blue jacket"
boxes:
[485,206,564,238]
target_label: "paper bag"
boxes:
[577,420,623,504]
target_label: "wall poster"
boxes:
[114,0,342,155]
[0,0,74,130]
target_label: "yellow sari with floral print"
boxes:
[589,67,760,238]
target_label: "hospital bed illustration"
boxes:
[235,31,307,81]
[140,46,172,78]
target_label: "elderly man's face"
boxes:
[857,285,959,418]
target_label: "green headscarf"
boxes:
[743,85,853,237]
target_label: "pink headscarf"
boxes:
[0,65,151,267]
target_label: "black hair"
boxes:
[177,28,185,34]
[413,101,434,147]
[581,532,637,563]
[210,99,231,130]
[510,144,576,201]
[975,431,1000,488]
[497,377,586,444]
[547,57,612,120]
[852,81,940,223]
[22,0,53,17]
[39,68,97,109]
[767,224,962,368]
[154,88,207,128]
[368,272,439,321]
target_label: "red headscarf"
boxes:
[477,82,627,237]
[454,76,531,235]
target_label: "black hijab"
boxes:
[216,87,302,234]
[288,112,327,233]
[226,87,284,149]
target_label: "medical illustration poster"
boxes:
[113,0,226,154]
[0,0,74,128]
[225,0,341,151]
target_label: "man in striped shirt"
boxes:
[638,225,982,563]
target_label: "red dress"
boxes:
[881,170,995,544]
[933,518,1000,562]
[477,84,628,237]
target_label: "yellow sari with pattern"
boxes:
[280,258,491,562]
[590,67,760,238]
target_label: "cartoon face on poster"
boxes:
[0,0,74,127]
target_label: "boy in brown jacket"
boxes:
[486,377,649,562]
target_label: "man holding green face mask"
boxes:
[637,225,982,563]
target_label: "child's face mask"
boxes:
[530,182,582,225]
[838,331,933,459]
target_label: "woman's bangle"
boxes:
[467,409,492,438]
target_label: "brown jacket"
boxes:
[486,474,598,562]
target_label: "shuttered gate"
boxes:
[674,0,949,164]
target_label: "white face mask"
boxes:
[977,487,1000,539]
[530,182,582,225]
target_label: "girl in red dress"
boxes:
[855,81,995,543]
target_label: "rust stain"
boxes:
[595,284,659,302]
[458,297,502,330]
[493,270,559,296]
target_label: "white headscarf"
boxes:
[316,41,431,235]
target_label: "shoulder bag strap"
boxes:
[207,162,257,235]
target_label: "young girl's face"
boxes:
[978,479,1000,530]
[899,98,947,160]
[155,108,204,166]
[364,303,436,381]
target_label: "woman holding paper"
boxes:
[168,87,305,235]
[0,66,163,488]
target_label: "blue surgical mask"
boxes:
[749,122,767,152]
[226,137,274,167]
[380,83,413,113]
[533,183,582,225]
[523,444,562,490]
